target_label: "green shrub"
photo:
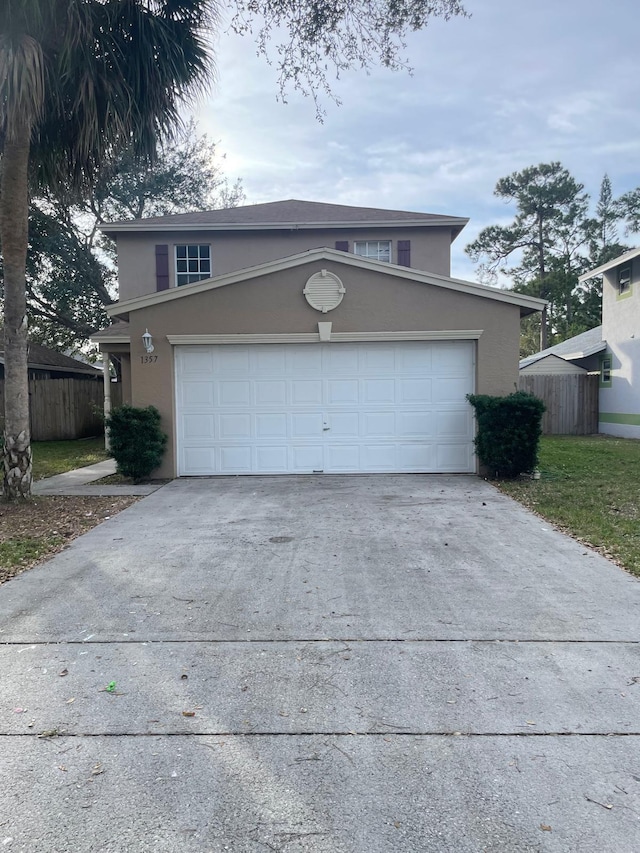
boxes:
[467,391,546,479]
[106,405,167,482]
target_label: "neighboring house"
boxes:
[0,342,102,381]
[94,199,545,478]
[519,326,605,374]
[520,246,640,440]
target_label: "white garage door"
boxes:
[175,341,475,475]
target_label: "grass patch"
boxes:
[0,536,66,572]
[498,435,640,575]
[0,495,137,584]
[32,437,107,480]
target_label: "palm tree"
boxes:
[0,0,215,498]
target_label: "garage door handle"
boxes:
[323,426,330,431]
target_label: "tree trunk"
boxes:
[1,124,33,499]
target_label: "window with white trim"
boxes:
[354,240,391,263]
[175,244,211,286]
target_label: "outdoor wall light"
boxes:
[142,329,154,353]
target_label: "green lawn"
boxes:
[32,437,108,480]
[498,435,640,576]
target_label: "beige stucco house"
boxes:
[94,200,545,478]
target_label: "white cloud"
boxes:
[194,0,640,281]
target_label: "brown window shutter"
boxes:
[397,240,411,267]
[155,244,170,290]
[335,240,349,252]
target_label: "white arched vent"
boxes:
[303,270,345,313]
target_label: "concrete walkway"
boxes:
[32,458,164,496]
[2,475,640,852]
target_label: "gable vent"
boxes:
[303,269,346,313]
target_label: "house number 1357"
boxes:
[140,355,158,364]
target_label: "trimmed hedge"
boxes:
[467,391,546,479]
[106,405,167,482]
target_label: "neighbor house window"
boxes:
[618,265,632,296]
[354,240,391,263]
[175,244,211,286]
[600,354,612,387]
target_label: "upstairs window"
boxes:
[618,265,632,296]
[176,244,211,286]
[354,240,391,263]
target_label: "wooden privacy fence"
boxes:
[518,373,599,435]
[0,378,122,441]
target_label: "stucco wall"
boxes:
[121,260,522,477]
[600,257,640,437]
[115,226,454,301]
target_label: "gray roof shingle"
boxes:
[519,326,605,368]
[102,199,468,231]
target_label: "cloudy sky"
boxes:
[193,0,640,279]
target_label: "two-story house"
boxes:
[93,199,544,477]
[519,247,640,439]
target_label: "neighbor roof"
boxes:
[578,247,640,281]
[106,246,546,322]
[519,326,605,368]
[100,199,469,240]
[0,342,102,375]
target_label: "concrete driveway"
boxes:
[2,475,640,852]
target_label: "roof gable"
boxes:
[519,326,605,367]
[0,342,101,375]
[107,247,546,321]
[579,247,640,281]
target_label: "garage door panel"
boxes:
[362,379,395,404]
[433,376,473,402]
[215,348,250,372]
[182,381,214,406]
[324,346,359,372]
[219,446,252,473]
[256,446,289,472]
[397,411,434,437]
[436,442,473,471]
[325,445,360,471]
[327,379,359,404]
[399,443,433,469]
[329,412,359,437]
[399,378,432,403]
[399,346,432,373]
[290,445,323,471]
[291,413,324,437]
[182,447,215,474]
[291,380,323,404]
[256,413,288,438]
[253,348,286,373]
[219,413,251,439]
[176,341,475,475]
[363,411,396,437]
[287,347,322,372]
[218,380,251,406]
[361,444,397,470]
[182,414,215,439]
[436,409,472,437]
[362,346,396,372]
[255,380,287,405]
[433,342,471,372]
[179,348,213,374]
